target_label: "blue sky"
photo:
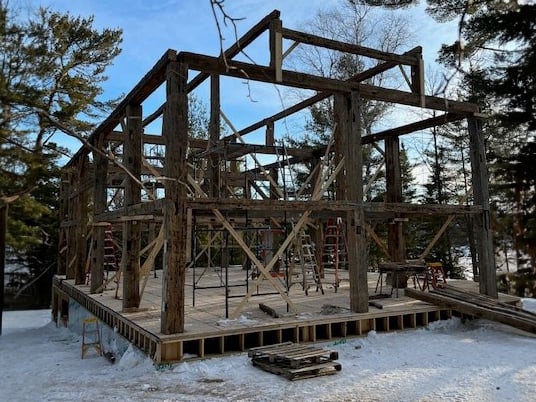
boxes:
[22,0,458,158]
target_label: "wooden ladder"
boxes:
[81,317,102,359]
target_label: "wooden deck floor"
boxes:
[52,268,519,363]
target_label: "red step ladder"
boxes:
[322,218,347,292]
[422,262,447,290]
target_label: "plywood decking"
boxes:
[52,272,518,364]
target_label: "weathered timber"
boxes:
[141,10,281,127]
[187,199,356,212]
[242,113,466,176]
[364,113,463,144]
[282,27,419,65]
[161,61,189,335]
[385,136,405,263]
[222,47,423,143]
[110,130,314,159]
[94,199,165,222]
[249,341,341,380]
[208,73,221,197]
[468,117,497,297]
[258,303,279,318]
[122,104,142,309]
[90,134,108,293]
[178,51,479,114]
[365,203,481,216]
[195,141,314,159]
[336,91,368,313]
[188,10,280,91]
[269,18,283,82]
[251,359,342,381]
[406,288,536,334]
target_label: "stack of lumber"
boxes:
[248,342,342,381]
[406,286,536,334]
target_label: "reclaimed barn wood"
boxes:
[406,287,536,334]
[57,10,497,340]
[161,61,189,334]
[122,104,143,309]
[468,117,497,297]
[90,134,108,293]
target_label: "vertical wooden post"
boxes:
[468,117,497,297]
[385,136,406,263]
[266,121,274,146]
[269,18,283,82]
[410,47,425,107]
[90,136,108,293]
[334,97,346,202]
[123,104,142,309]
[161,59,189,334]
[336,91,368,313]
[208,74,220,198]
[74,156,89,285]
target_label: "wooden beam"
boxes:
[187,199,356,212]
[468,117,497,297]
[406,288,536,334]
[411,53,425,107]
[140,10,281,128]
[282,41,300,60]
[269,18,283,82]
[90,135,108,293]
[161,61,189,334]
[281,28,420,65]
[385,136,405,262]
[188,10,280,91]
[218,47,423,143]
[336,91,368,313]
[178,51,480,114]
[139,224,164,300]
[365,224,389,257]
[419,215,456,260]
[365,202,481,216]
[122,104,143,309]
[362,113,463,144]
[208,74,221,197]
[243,113,463,175]
[94,199,164,222]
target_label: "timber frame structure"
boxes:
[55,10,497,338]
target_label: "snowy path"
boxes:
[1,302,536,401]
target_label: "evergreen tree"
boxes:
[364,1,536,276]
[0,1,122,306]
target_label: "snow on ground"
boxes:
[1,303,536,402]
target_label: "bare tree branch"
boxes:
[37,110,156,200]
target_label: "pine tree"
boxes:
[0,1,122,306]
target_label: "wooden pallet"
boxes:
[248,342,341,380]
